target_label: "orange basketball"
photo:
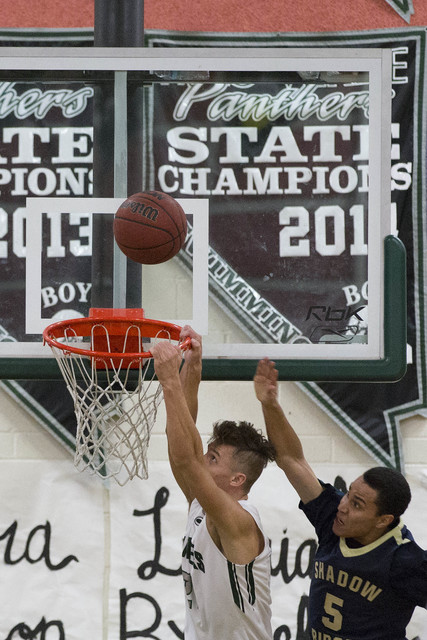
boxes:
[113,191,188,264]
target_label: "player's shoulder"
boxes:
[300,481,342,511]
[238,499,264,527]
[389,524,427,603]
[188,498,204,519]
[394,523,426,555]
[387,522,427,572]
[238,498,259,515]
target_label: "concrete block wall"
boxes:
[0,376,426,472]
[1,255,426,472]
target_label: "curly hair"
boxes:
[208,420,276,493]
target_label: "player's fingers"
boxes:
[180,324,201,341]
[152,341,181,361]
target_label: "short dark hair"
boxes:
[209,420,276,492]
[363,467,411,522]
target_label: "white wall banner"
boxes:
[1,461,426,639]
[108,462,427,640]
[0,461,104,640]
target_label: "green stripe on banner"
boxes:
[383,0,414,24]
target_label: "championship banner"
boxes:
[0,29,425,470]
[1,461,426,639]
[0,30,94,452]
[147,75,370,347]
[144,29,426,470]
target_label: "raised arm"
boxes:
[152,340,265,565]
[254,358,322,504]
[179,325,202,423]
[152,333,202,504]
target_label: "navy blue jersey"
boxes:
[299,483,427,640]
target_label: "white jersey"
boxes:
[182,498,273,640]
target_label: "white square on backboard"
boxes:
[24,196,209,337]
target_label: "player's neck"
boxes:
[346,526,391,547]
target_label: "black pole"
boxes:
[91,1,144,308]
[94,0,144,47]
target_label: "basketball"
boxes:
[113,191,188,264]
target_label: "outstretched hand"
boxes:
[254,358,279,405]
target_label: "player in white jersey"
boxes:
[152,327,275,640]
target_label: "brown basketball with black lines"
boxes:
[113,191,188,264]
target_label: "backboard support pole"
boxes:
[92,0,144,309]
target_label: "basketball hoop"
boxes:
[43,308,190,486]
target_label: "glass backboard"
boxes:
[0,47,406,380]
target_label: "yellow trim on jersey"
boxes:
[339,519,411,557]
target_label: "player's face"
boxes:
[204,443,238,490]
[332,475,389,545]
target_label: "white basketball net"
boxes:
[48,324,165,486]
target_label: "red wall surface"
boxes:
[0,0,425,32]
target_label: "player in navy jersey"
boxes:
[254,357,427,640]
[151,329,276,640]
